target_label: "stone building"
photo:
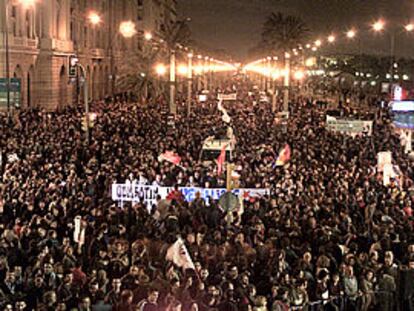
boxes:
[0,0,177,110]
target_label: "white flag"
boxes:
[166,238,195,270]
[217,100,224,112]
[7,153,19,163]
[222,112,231,124]
[74,216,86,246]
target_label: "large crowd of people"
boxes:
[0,85,414,311]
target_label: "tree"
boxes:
[161,19,192,51]
[260,12,310,111]
[261,12,310,54]
[117,47,164,101]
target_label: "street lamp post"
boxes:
[283,53,290,112]
[169,50,176,115]
[4,1,11,120]
[389,31,396,87]
[203,57,209,91]
[371,20,397,92]
[272,76,278,112]
[77,64,90,144]
[187,52,193,115]
[266,57,272,91]
[108,1,115,96]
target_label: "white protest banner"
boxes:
[111,184,270,206]
[326,115,337,123]
[377,151,392,172]
[111,184,162,207]
[326,119,373,136]
[217,93,237,101]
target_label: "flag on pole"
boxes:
[166,238,195,270]
[158,151,181,166]
[274,144,291,167]
[74,216,86,246]
[217,144,227,175]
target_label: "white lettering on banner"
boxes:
[112,184,162,207]
[326,117,373,136]
[111,184,270,206]
[217,93,237,101]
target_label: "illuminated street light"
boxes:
[306,44,311,49]
[119,21,137,38]
[194,66,203,75]
[88,12,102,25]
[144,32,153,41]
[346,29,356,39]
[271,70,281,80]
[177,65,188,76]
[305,57,316,67]
[405,24,414,32]
[311,46,317,52]
[19,0,37,7]
[155,63,167,76]
[328,35,336,43]
[372,20,385,32]
[293,70,305,80]
[314,39,322,47]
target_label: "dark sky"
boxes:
[179,0,414,61]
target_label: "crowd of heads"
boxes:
[0,88,414,311]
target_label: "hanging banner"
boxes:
[111,184,269,206]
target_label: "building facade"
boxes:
[0,0,176,110]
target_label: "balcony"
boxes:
[40,38,74,53]
[89,48,105,59]
[7,36,39,50]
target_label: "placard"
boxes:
[378,151,392,172]
[217,93,237,101]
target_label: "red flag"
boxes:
[158,151,181,166]
[275,144,291,167]
[217,144,227,175]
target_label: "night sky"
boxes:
[179,0,414,60]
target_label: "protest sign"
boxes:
[377,151,392,172]
[217,93,237,101]
[326,117,373,136]
[111,184,269,207]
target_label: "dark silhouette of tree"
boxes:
[261,12,310,54]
